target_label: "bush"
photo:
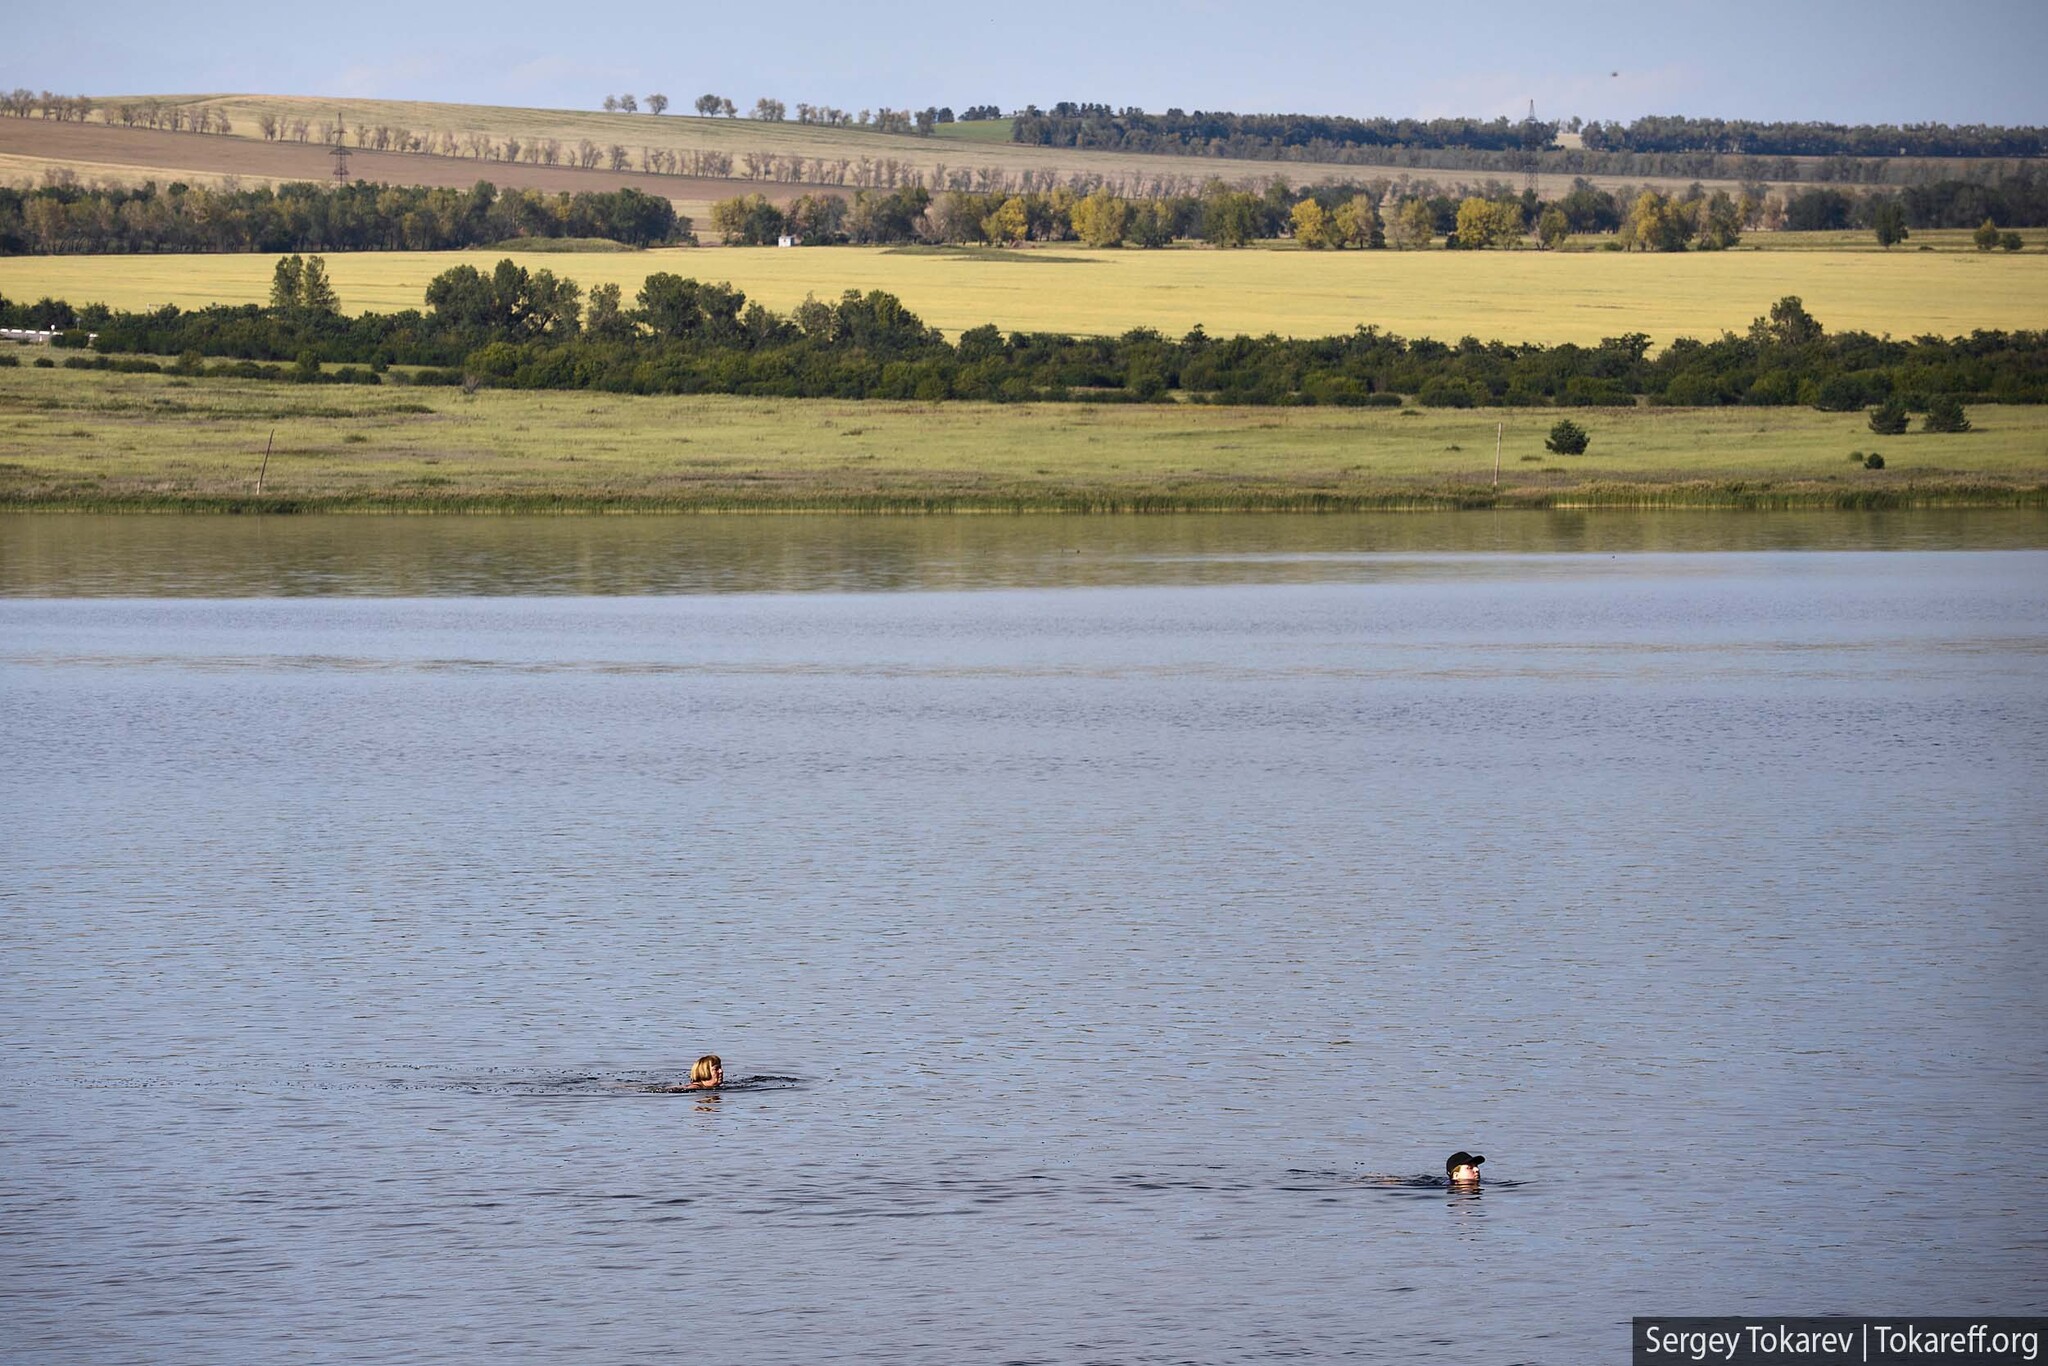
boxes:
[1813,375,1867,412]
[1560,376,1633,407]
[1417,380,1477,408]
[1922,394,1972,433]
[1662,371,1728,407]
[0,353,17,368]
[1545,418,1590,455]
[2001,232,2024,252]
[33,356,54,368]
[1867,398,1908,435]
[1864,452,1885,469]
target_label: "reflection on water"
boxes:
[4,508,2045,596]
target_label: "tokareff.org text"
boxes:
[1640,1322,2042,1363]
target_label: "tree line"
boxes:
[1580,116,2048,159]
[1012,104,2048,163]
[0,180,690,255]
[603,94,965,134]
[5,166,2038,260]
[706,171,2046,250]
[1015,106,1559,155]
[8,268,2042,411]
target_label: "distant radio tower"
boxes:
[330,140,351,184]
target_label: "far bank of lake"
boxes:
[3,368,2044,514]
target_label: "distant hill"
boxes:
[1,94,2033,216]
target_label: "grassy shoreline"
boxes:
[4,366,2044,514]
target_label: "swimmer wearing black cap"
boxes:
[1446,1151,1484,1185]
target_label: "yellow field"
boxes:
[3,244,2042,345]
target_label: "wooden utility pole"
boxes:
[256,427,274,494]
[1495,422,1503,488]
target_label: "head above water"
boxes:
[689,1055,723,1087]
[1446,1151,1484,1184]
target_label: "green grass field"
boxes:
[4,365,2042,512]
[3,242,2041,345]
[929,120,1020,144]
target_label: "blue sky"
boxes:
[9,0,2046,126]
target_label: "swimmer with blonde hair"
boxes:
[1446,1151,1484,1185]
[681,1055,724,1091]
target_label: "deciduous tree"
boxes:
[982,196,1029,245]
[1390,198,1434,249]
[1290,198,1331,248]
[646,94,669,116]
[1070,188,1129,247]
[1695,190,1742,250]
[1200,190,1259,248]
[1331,194,1383,248]
[710,193,786,245]
[1128,199,1174,248]
[584,282,632,341]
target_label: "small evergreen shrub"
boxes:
[1864,452,1885,469]
[1867,398,1908,435]
[1922,395,1972,433]
[1545,418,1591,455]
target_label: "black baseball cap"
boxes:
[1446,1151,1485,1173]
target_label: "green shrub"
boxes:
[1867,398,1908,435]
[2001,232,2024,252]
[1864,452,1885,469]
[1814,375,1866,412]
[1922,394,1971,433]
[1560,376,1633,407]
[1545,418,1591,455]
[1418,380,1476,408]
[0,353,17,368]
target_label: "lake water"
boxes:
[3,513,2046,1364]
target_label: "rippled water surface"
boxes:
[3,514,2045,1364]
